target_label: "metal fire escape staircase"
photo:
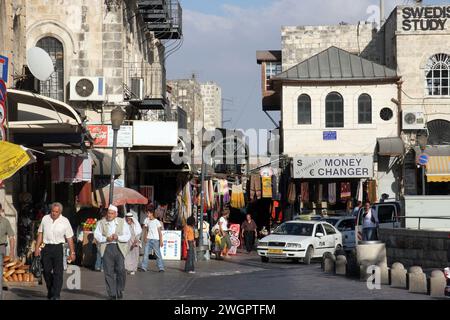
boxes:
[137,0,182,40]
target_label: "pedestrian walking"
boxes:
[34,202,75,300]
[1,203,16,300]
[140,208,165,272]
[94,204,131,300]
[241,214,257,253]
[184,216,196,273]
[95,208,107,272]
[124,212,142,275]
[219,210,232,257]
[362,201,379,241]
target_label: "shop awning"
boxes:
[377,137,404,156]
[415,146,450,182]
[90,150,121,176]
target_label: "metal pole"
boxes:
[422,165,425,196]
[109,128,119,206]
[198,161,206,260]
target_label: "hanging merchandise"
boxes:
[260,167,273,177]
[249,174,262,201]
[262,176,272,198]
[209,180,215,209]
[301,182,309,202]
[367,180,377,204]
[287,181,296,205]
[272,174,280,200]
[340,182,351,199]
[231,184,245,209]
[357,179,364,202]
[271,200,283,223]
[222,180,231,203]
[328,183,336,204]
[203,180,210,210]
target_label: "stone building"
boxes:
[257,2,450,215]
[200,81,222,129]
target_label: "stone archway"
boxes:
[427,119,450,145]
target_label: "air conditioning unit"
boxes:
[70,76,105,101]
[130,77,144,100]
[402,107,426,130]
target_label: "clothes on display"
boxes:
[262,176,272,198]
[249,174,262,201]
[328,183,337,204]
[367,180,377,204]
[270,200,282,222]
[287,181,296,205]
[340,182,351,199]
[272,175,280,200]
[301,182,309,202]
[230,184,245,209]
[51,155,92,183]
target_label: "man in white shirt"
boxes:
[94,204,131,300]
[362,201,379,241]
[139,209,165,272]
[34,202,75,300]
[219,210,232,257]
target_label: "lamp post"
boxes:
[417,134,428,196]
[109,106,126,206]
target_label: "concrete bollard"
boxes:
[390,262,407,288]
[360,260,372,281]
[335,255,347,275]
[429,270,446,297]
[408,266,427,294]
[323,254,336,274]
[321,252,335,271]
[377,262,390,285]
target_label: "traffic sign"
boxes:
[417,153,429,166]
[0,55,8,83]
[0,101,5,125]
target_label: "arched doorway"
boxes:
[427,119,450,145]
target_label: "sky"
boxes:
[166,0,447,142]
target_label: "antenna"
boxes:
[26,47,54,81]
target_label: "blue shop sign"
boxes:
[323,131,337,140]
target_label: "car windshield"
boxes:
[272,223,314,236]
[323,218,338,226]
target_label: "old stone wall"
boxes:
[379,228,450,269]
[201,82,222,129]
[281,23,375,71]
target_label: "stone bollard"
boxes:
[390,262,407,288]
[324,255,336,274]
[408,266,427,294]
[335,255,347,275]
[321,252,335,271]
[359,260,372,282]
[377,262,390,285]
[429,270,446,298]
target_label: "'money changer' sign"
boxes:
[293,155,373,179]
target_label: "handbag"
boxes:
[31,256,43,278]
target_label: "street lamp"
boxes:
[417,134,428,196]
[109,106,126,206]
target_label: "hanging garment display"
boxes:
[51,155,92,183]
[340,182,351,199]
[272,175,280,200]
[249,174,262,200]
[270,200,283,222]
[262,176,272,198]
[301,182,309,202]
[357,179,364,202]
[209,180,215,209]
[328,183,337,204]
[367,180,377,204]
[287,181,296,204]
[222,180,231,203]
[231,184,245,209]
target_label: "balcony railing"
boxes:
[137,0,182,40]
[123,62,166,110]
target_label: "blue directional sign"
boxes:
[417,153,429,166]
[323,131,337,140]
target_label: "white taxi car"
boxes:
[257,220,342,264]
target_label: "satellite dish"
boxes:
[26,47,54,81]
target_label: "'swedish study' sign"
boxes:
[402,6,450,31]
[294,155,373,179]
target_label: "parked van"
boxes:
[355,202,401,244]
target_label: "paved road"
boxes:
[2,252,444,300]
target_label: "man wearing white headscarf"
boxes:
[124,212,142,275]
[94,204,131,300]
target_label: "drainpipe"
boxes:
[396,80,404,203]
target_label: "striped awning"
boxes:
[426,156,450,182]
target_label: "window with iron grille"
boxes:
[358,94,372,124]
[325,92,344,128]
[36,37,64,101]
[425,53,450,96]
[297,94,311,125]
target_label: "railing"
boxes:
[395,216,450,230]
[123,62,165,101]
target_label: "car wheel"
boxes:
[261,256,269,263]
[303,246,313,265]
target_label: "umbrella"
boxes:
[0,141,36,180]
[95,185,148,207]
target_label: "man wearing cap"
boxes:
[94,204,131,300]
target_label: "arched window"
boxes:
[297,94,311,124]
[325,92,344,128]
[358,94,372,124]
[36,37,64,101]
[425,53,450,96]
